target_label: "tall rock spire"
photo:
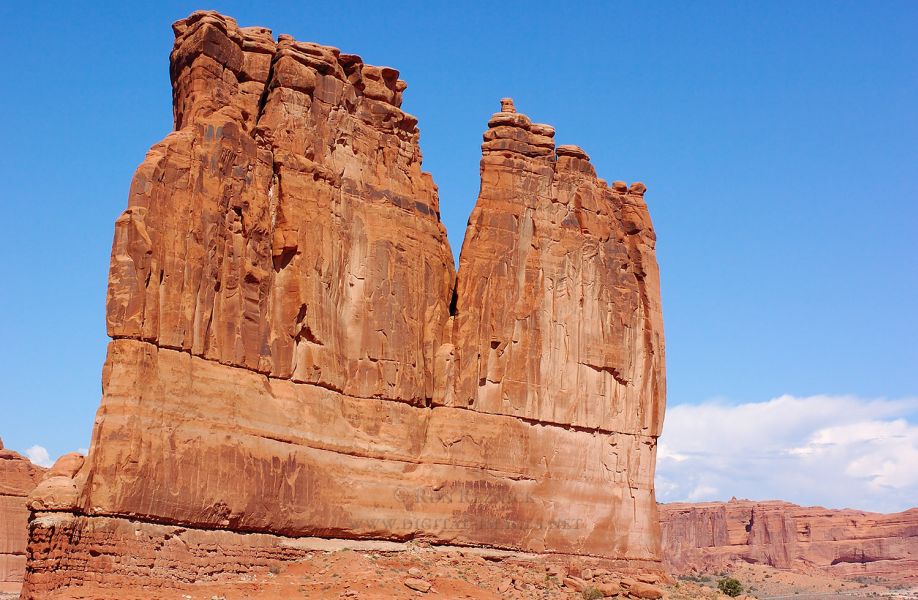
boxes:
[452,98,665,436]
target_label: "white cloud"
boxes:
[657,442,689,463]
[656,394,918,513]
[687,484,719,501]
[24,444,54,468]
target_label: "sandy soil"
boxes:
[673,562,917,600]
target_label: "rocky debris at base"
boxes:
[403,577,432,592]
[15,536,680,599]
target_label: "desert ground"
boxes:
[10,540,916,600]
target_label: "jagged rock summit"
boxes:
[22,11,666,597]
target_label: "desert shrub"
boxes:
[581,587,603,600]
[717,577,743,597]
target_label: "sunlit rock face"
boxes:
[660,500,918,586]
[0,439,46,593]
[21,11,666,597]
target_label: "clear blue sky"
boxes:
[1,2,915,506]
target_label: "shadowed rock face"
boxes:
[0,439,45,593]
[660,500,918,586]
[22,11,666,596]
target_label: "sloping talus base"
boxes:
[22,512,664,599]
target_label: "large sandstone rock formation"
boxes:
[22,11,665,597]
[0,440,45,593]
[660,500,918,586]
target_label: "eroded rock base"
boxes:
[23,512,665,600]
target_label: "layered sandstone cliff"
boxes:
[23,11,665,597]
[0,440,45,593]
[660,500,918,586]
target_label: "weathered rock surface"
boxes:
[0,439,45,592]
[660,500,918,586]
[22,11,666,597]
[449,98,665,437]
[27,453,84,513]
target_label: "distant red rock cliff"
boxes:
[660,500,918,586]
[0,439,45,593]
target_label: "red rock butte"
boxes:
[21,11,666,597]
[0,439,45,595]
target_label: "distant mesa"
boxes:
[660,499,918,587]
